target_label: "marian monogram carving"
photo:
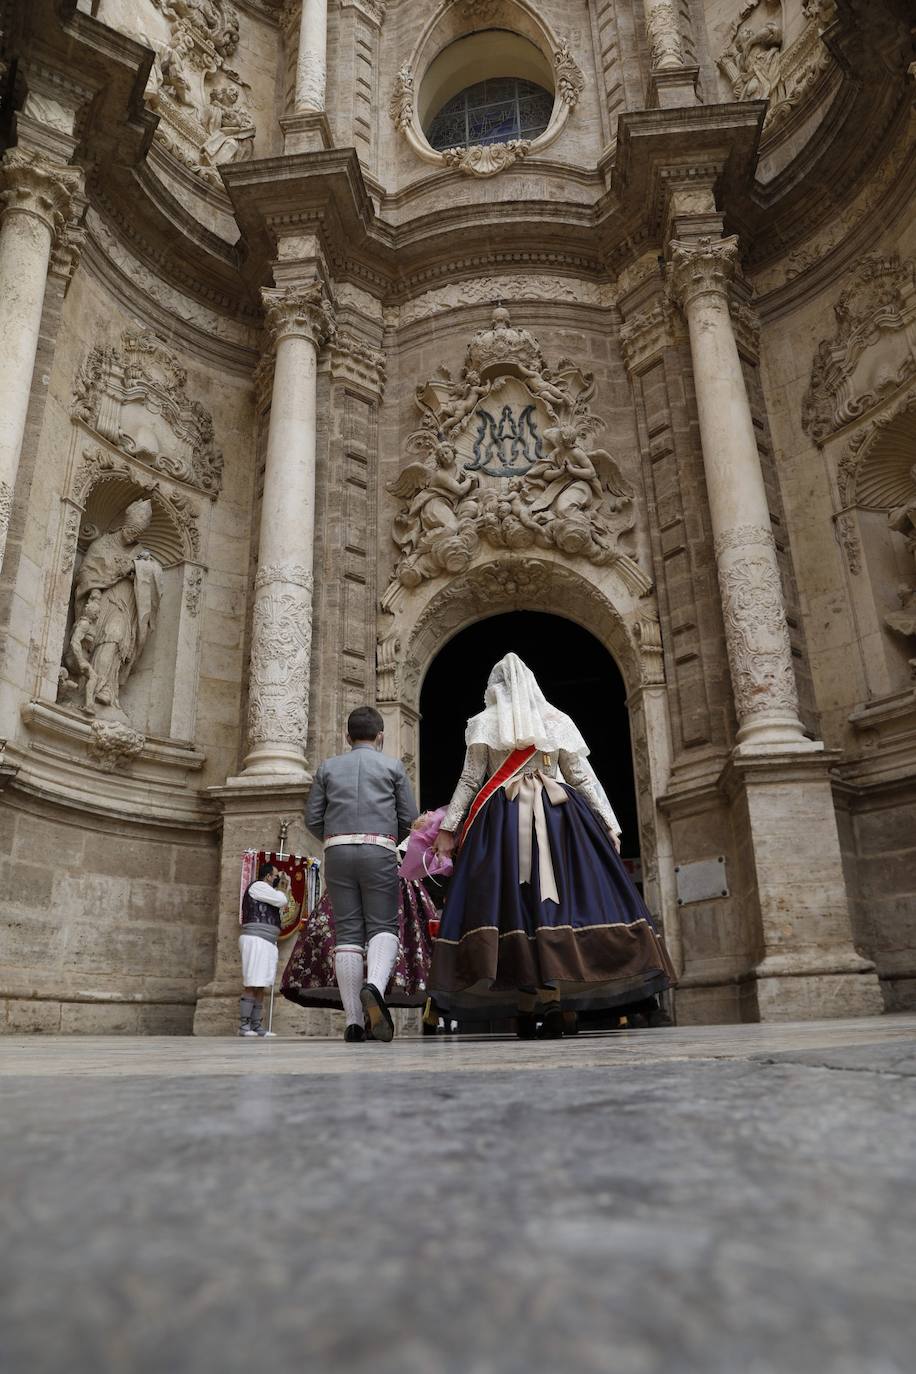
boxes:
[72,331,222,495]
[802,255,916,445]
[383,308,644,598]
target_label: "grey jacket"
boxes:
[305,742,418,843]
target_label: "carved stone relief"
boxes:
[142,0,256,188]
[71,330,223,496]
[718,0,834,135]
[714,525,800,720]
[246,568,314,751]
[383,308,648,601]
[802,256,916,445]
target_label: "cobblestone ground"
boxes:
[2,1018,916,1374]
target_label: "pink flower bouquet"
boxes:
[399,806,453,881]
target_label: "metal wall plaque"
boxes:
[675,856,729,906]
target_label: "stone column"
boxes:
[644,0,684,68]
[0,149,79,572]
[242,282,335,777]
[295,0,328,112]
[669,235,811,756]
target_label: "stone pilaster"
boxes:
[241,282,336,778]
[669,235,810,756]
[0,148,81,573]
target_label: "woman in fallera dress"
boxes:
[429,653,675,1037]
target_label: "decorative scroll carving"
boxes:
[388,65,414,132]
[635,615,666,686]
[668,236,740,309]
[142,0,256,188]
[262,282,336,349]
[384,307,648,598]
[376,632,401,702]
[714,525,800,720]
[71,331,222,496]
[0,148,82,243]
[553,38,585,107]
[802,255,916,445]
[718,1,834,135]
[441,140,530,176]
[88,720,146,772]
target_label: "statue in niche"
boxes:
[387,437,481,587]
[885,477,916,676]
[58,499,163,718]
[198,85,255,169]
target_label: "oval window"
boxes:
[425,76,555,151]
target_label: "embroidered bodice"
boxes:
[441,743,621,838]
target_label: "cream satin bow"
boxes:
[504,770,567,904]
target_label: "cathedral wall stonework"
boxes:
[0,0,913,1031]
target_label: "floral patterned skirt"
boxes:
[280,878,440,1009]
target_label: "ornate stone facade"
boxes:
[0,0,912,1035]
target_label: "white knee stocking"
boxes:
[366,932,399,997]
[335,946,365,1027]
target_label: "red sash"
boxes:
[458,744,538,849]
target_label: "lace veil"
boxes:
[464,653,589,755]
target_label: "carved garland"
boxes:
[714,525,799,721]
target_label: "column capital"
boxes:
[261,282,336,350]
[326,331,387,394]
[0,148,82,244]
[668,234,739,311]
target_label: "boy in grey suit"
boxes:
[306,706,418,1043]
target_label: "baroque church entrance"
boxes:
[418,610,641,867]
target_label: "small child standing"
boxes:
[239,861,290,1037]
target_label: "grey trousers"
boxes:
[324,844,399,947]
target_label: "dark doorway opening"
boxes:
[418,611,641,861]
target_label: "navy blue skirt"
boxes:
[429,783,675,1013]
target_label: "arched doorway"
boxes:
[418,610,641,865]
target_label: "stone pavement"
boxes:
[2,1017,916,1374]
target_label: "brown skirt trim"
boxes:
[429,918,677,995]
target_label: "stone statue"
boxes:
[438,370,492,437]
[198,86,255,169]
[59,499,163,717]
[519,425,636,562]
[885,478,916,676]
[387,439,480,587]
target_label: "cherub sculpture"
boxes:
[387,437,480,587]
[438,370,492,437]
[523,425,635,560]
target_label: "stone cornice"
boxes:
[326,331,386,393]
[668,236,740,310]
[261,282,336,350]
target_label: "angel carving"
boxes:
[438,370,492,437]
[515,363,572,422]
[523,425,635,560]
[387,438,480,587]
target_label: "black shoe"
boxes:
[562,1010,579,1036]
[537,1006,564,1039]
[360,983,394,1043]
[344,1024,365,1043]
[515,1011,537,1039]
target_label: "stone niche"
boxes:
[24,330,219,787]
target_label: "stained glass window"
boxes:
[426,78,554,152]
